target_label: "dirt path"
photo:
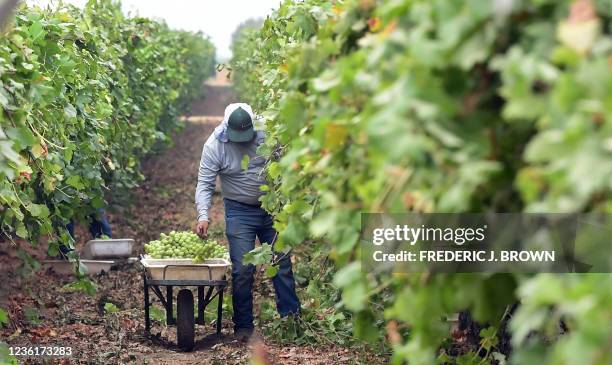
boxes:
[0,71,369,365]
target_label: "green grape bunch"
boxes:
[144,231,228,262]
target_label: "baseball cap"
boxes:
[227,106,255,142]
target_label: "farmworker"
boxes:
[66,208,113,240]
[195,103,300,341]
[61,208,112,255]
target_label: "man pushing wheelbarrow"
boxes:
[194,103,301,342]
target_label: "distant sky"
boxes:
[27,0,282,60]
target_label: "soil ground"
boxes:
[0,71,378,365]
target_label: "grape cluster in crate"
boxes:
[144,231,228,262]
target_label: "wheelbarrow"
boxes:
[141,258,231,351]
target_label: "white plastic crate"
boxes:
[141,257,230,281]
[81,259,115,275]
[81,239,135,259]
[42,260,74,275]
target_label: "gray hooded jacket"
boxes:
[195,103,266,222]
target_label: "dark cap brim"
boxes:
[228,127,255,142]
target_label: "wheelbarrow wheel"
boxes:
[177,289,195,351]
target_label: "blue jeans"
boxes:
[224,198,300,330]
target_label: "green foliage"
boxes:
[104,302,119,314]
[0,342,18,365]
[149,305,166,322]
[231,0,612,363]
[242,242,273,266]
[230,17,264,58]
[260,249,384,352]
[16,247,40,276]
[23,306,40,325]
[0,1,215,252]
[0,307,8,328]
[62,276,98,295]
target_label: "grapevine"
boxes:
[231,0,612,363]
[0,0,215,254]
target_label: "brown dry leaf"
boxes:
[7,328,22,341]
[380,19,398,38]
[387,320,402,345]
[28,326,57,338]
[567,0,597,22]
[368,17,381,32]
[324,123,348,149]
[279,347,298,358]
[251,340,271,365]
[121,318,135,328]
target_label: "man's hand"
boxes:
[196,220,209,239]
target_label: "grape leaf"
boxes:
[0,308,8,327]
